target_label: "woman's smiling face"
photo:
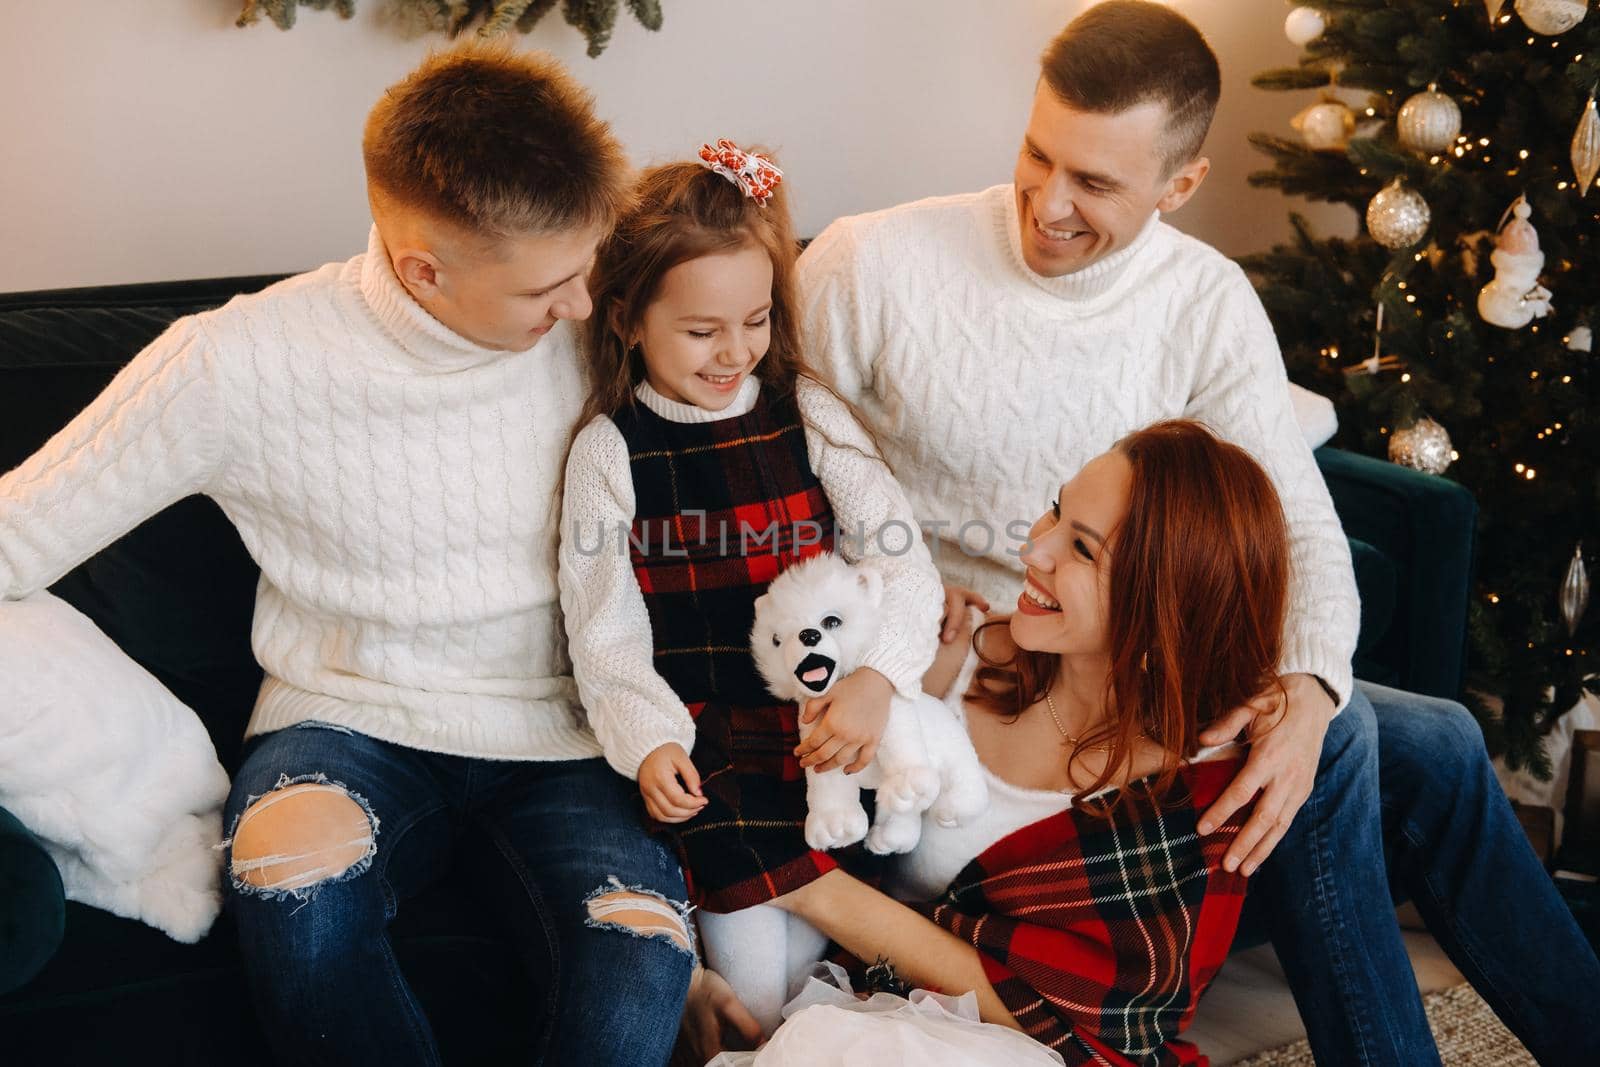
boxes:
[1009,451,1132,657]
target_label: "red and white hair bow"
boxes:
[697,139,784,205]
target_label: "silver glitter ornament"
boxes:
[1367,179,1432,249]
[1562,543,1590,637]
[1515,0,1588,35]
[1398,86,1462,154]
[1388,417,1454,475]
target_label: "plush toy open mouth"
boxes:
[794,652,837,693]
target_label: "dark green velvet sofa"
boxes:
[0,275,1476,1063]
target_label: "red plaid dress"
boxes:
[915,757,1252,1066]
[613,386,880,912]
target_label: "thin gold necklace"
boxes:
[1042,688,1141,751]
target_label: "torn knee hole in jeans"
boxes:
[223,773,379,905]
[583,875,697,958]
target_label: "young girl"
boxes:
[557,141,944,1032]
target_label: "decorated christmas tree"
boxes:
[1244,0,1598,774]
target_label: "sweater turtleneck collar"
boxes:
[998,186,1162,305]
[634,376,761,423]
[357,225,531,375]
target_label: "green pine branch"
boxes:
[237,0,662,56]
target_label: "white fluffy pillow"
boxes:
[1289,381,1339,449]
[0,590,230,943]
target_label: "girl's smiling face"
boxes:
[634,242,774,411]
[1010,451,1132,658]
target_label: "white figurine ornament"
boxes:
[1477,196,1555,329]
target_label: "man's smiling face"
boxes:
[1012,84,1208,279]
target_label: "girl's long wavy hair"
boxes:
[968,420,1291,810]
[578,155,824,429]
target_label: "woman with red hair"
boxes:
[688,419,1291,1065]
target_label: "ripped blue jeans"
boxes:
[222,720,694,1067]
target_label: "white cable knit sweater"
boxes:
[0,227,602,762]
[797,185,1359,709]
[558,376,945,779]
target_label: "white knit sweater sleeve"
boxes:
[1186,268,1360,712]
[796,378,942,700]
[0,318,226,600]
[558,415,699,780]
[797,221,879,407]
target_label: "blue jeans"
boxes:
[1245,681,1600,1066]
[221,721,694,1067]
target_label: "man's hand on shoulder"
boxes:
[1196,672,1334,876]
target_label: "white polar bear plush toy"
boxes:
[752,552,988,855]
[693,553,989,1037]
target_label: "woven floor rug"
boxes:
[1230,984,1533,1066]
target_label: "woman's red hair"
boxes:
[970,419,1291,808]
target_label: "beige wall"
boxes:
[0,0,1354,292]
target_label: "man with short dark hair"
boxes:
[792,2,1599,1062]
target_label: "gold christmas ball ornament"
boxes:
[1292,99,1356,151]
[1573,94,1600,197]
[1366,179,1432,249]
[1388,418,1454,475]
[1284,6,1326,46]
[1515,0,1589,35]
[1398,86,1462,154]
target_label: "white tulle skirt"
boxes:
[708,962,1065,1066]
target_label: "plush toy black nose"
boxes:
[798,628,822,647]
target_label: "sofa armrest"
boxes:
[1314,447,1478,700]
[0,805,64,995]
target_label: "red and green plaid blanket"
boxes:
[918,756,1251,1066]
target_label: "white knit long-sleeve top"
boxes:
[0,227,602,762]
[558,375,945,780]
[797,185,1359,710]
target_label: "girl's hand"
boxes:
[940,584,990,642]
[638,742,706,823]
[682,965,764,1058]
[796,668,893,774]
